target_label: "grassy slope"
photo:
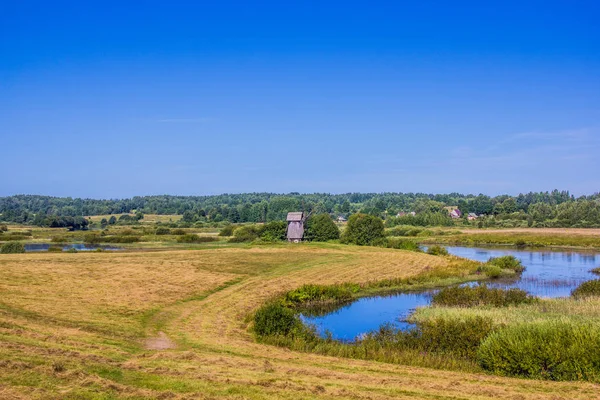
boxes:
[0,244,598,399]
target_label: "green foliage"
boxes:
[0,224,7,231]
[171,228,186,235]
[284,284,357,305]
[385,238,421,251]
[218,224,236,237]
[0,241,25,254]
[478,321,600,381]
[571,279,600,298]
[426,245,449,256]
[155,227,171,235]
[415,316,496,359]
[487,255,525,273]
[108,215,117,225]
[591,267,600,276]
[47,246,63,252]
[229,225,261,243]
[341,213,385,246]
[253,302,302,337]
[432,285,536,307]
[480,265,503,278]
[65,247,78,253]
[259,221,287,241]
[305,214,340,242]
[176,234,217,243]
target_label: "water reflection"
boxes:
[302,246,599,341]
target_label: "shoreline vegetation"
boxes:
[252,258,600,383]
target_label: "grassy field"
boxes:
[415,228,600,249]
[1,243,599,399]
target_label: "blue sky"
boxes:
[1,1,599,198]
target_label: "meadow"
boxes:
[1,234,600,399]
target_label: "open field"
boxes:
[416,228,600,249]
[1,243,599,399]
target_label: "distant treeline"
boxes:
[1,190,600,228]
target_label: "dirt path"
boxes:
[145,331,176,350]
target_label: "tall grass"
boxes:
[432,285,536,307]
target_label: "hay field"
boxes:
[1,244,598,399]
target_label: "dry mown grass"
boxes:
[1,244,598,399]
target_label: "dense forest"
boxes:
[1,190,600,228]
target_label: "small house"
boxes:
[337,216,347,223]
[449,209,462,219]
[286,212,305,242]
[467,213,479,221]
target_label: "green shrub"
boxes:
[229,225,261,243]
[385,238,421,252]
[416,316,495,359]
[171,228,186,235]
[571,279,600,298]
[478,321,600,381]
[284,284,357,305]
[65,248,78,253]
[218,225,236,237]
[481,265,503,278]
[259,221,287,241]
[47,246,63,252]
[51,236,68,243]
[84,234,101,244]
[254,302,301,337]
[305,214,340,241]
[591,267,600,276]
[341,213,385,246]
[487,256,525,273]
[0,242,25,254]
[176,234,217,243]
[101,235,140,243]
[155,227,171,235]
[426,245,449,256]
[432,285,535,307]
[0,225,7,232]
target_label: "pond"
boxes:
[24,243,122,252]
[301,246,600,341]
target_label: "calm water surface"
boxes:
[24,243,122,252]
[301,246,600,341]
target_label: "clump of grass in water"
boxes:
[572,279,600,299]
[591,267,600,276]
[426,245,449,256]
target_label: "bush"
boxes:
[426,245,449,256]
[591,267,600,276]
[305,214,340,241]
[65,248,78,253]
[478,321,600,381]
[432,285,535,307]
[218,225,236,237]
[229,225,261,243]
[480,265,503,278]
[176,234,218,243]
[254,302,301,337]
[0,242,25,254]
[101,235,140,243]
[571,279,600,298]
[259,221,287,241]
[341,213,385,246]
[0,224,8,231]
[385,238,421,251]
[47,246,63,252]
[487,256,525,273]
[171,228,187,235]
[155,227,171,235]
[284,284,357,305]
[417,316,495,359]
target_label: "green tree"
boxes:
[108,215,117,225]
[341,213,385,245]
[305,214,340,241]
